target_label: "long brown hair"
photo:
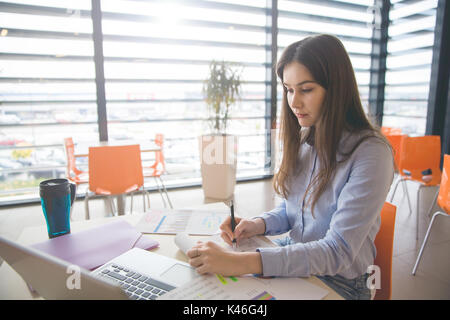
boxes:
[274,34,390,216]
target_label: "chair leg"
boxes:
[142,189,146,212]
[426,188,440,218]
[146,190,151,209]
[84,192,90,220]
[116,195,126,216]
[130,192,134,214]
[158,177,173,209]
[390,176,402,202]
[154,177,167,208]
[416,185,424,240]
[412,211,448,275]
[143,189,151,211]
[109,196,116,216]
[402,180,413,216]
[70,201,75,222]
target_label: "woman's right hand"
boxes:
[219,216,266,246]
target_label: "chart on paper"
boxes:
[158,272,329,300]
[186,211,226,235]
[136,209,228,235]
[158,273,276,300]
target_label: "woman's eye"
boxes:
[302,88,313,93]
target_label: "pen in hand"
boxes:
[230,200,237,249]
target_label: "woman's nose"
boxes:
[290,92,303,108]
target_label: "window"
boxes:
[277,0,374,116]
[383,0,438,135]
[2,0,437,205]
[0,0,272,203]
[99,0,271,188]
[0,0,96,202]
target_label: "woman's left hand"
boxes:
[187,241,239,276]
[186,241,244,276]
[187,241,263,276]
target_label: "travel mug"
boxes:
[39,179,76,239]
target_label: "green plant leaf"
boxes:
[203,60,243,134]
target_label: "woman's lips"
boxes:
[295,113,308,118]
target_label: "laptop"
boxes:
[0,235,199,300]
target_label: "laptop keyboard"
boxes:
[96,263,175,300]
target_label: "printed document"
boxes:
[158,273,329,300]
[136,209,228,235]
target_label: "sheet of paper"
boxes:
[186,211,227,235]
[174,233,276,258]
[174,232,197,255]
[158,273,329,300]
[136,209,191,234]
[135,209,228,235]
[249,275,330,300]
[158,274,270,300]
[208,233,276,252]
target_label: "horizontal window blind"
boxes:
[383,0,438,135]
[99,0,271,188]
[276,0,374,118]
[0,0,96,201]
[2,0,438,205]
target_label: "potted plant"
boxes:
[199,60,242,200]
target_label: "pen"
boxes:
[230,200,237,249]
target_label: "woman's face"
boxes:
[282,61,326,128]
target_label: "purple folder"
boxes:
[31,220,159,271]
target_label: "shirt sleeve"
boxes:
[257,199,291,235]
[257,139,394,277]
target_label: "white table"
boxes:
[0,203,342,300]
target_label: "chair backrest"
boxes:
[155,133,164,147]
[88,144,143,195]
[373,202,397,300]
[437,154,450,213]
[64,137,82,176]
[384,134,406,172]
[154,133,166,172]
[399,135,441,180]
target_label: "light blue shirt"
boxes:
[257,131,394,279]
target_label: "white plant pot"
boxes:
[198,134,238,200]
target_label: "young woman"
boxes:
[187,34,394,300]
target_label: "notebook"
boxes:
[31,220,159,270]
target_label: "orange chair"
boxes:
[143,134,172,208]
[63,137,88,185]
[85,144,149,219]
[372,202,397,300]
[412,154,450,275]
[384,134,407,173]
[389,136,442,239]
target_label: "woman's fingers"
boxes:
[195,264,210,275]
[188,256,203,268]
[220,231,233,246]
[220,216,243,243]
[186,243,203,258]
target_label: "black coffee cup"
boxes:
[39,179,76,239]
